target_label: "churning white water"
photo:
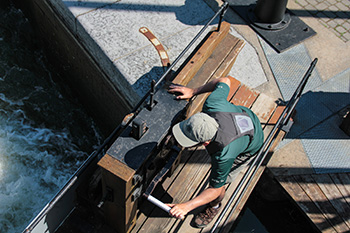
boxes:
[0,2,102,232]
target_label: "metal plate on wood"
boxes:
[106,87,187,171]
[227,0,316,53]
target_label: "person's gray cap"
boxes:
[172,112,219,147]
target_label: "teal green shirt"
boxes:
[203,82,264,188]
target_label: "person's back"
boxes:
[167,77,264,227]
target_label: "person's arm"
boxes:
[168,77,231,100]
[167,185,225,219]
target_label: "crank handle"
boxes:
[146,194,184,220]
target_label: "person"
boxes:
[166,77,264,228]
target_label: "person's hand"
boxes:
[166,203,190,220]
[168,84,195,100]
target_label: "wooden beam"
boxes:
[227,76,241,101]
[251,93,277,124]
[98,154,137,232]
[185,39,245,118]
[172,21,230,86]
[230,85,259,108]
[186,35,243,90]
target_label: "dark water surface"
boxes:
[0,2,102,232]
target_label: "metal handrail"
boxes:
[23,2,229,232]
[137,1,229,112]
[210,58,318,233]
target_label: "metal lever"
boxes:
[143,145,182,218]
[217,1,229,32]
[148,79,156,110]
[146,194,171,213]
[144,194,184,220]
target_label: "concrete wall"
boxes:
[13,0,139,135]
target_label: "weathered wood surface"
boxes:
[172,21,230,86]
[277,173,350,233]
[131,76,288,233]
[277,176,335,232]
[185,34,245,118]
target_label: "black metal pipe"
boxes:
[148,79,156,110]
[283,58,318,125]
[210,58,318,233]
[217,1,229,32]
[254,0,288,24]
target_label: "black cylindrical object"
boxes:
[254,0,288,23]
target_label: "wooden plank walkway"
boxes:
[277,173,350,233]
[131,76,288,233]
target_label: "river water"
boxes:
[0,2,102,232]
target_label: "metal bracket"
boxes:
[281,118,294,133]
[132,174,143,186]
[147,79,157,111]
[132,185,143,202]
[130,117,148,140]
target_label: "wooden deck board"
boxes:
[227,76,241,101]
[275,171,350,233]
[268,105,286,125]
[172,22,230,86]
[276,171,350,233]
[229,85,259,108]
[295,175,350,232]
[329,173,350,206]
[131,148,197,233]
[185,36,245,118]
[277,176,336,233]
[250,93,277,124]
[312,174,350,229]
[133,149,211,233]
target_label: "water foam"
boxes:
[0,3,102,232]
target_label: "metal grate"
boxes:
[301,114,350,174]
[259,37,323,101]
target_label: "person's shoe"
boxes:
[194,203,221,228]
